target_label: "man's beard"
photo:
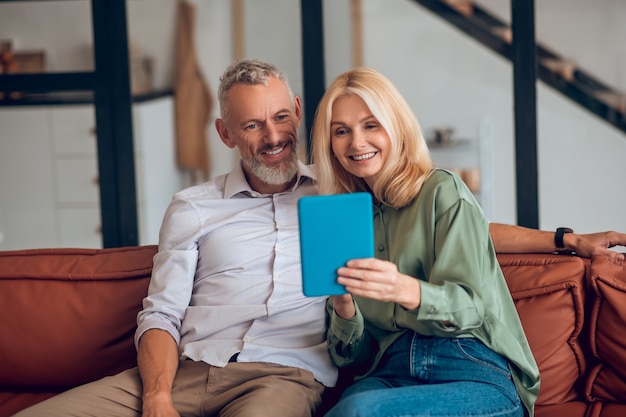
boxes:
[242,142,299,186]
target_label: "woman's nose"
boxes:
[350,129,366,148]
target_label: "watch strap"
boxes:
[555,227,573,251]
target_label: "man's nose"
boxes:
[263,121,281,143]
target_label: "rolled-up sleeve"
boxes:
[134,195,201,349]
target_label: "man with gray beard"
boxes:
[13,59,335,417]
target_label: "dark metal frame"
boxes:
[299,0,326,161]
[511,0,539,228]
[91,0,138,247]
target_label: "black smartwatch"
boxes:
[555,227,574,253]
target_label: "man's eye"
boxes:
[276,114,288,121]
[245,123,258,130]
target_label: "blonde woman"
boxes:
[311,67,539,417]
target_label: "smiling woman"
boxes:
[327,94,390,191]
[312,67,432,208]
[310,67,540,417]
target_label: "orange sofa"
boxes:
[1,246,625,417]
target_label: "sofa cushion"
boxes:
[534,402,587,417]
[497,254,587,406]
[0,392,57,417]
[587,255,626,402]
[585,401,626,417]
[0,245,157,390]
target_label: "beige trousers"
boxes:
[12,360,325,417]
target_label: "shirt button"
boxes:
[377,245,385,252]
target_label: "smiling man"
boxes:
[133,60,336,417]
[12,59,335,417]
[215,74,301,193]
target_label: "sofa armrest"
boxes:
[0,245,157,390]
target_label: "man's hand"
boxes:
[566,231,626,262]
[490,223,626,263]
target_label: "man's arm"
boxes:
[137,329,181,417]
[489,223,626,262]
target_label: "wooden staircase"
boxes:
[413,0,626,133]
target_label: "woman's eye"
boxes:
[334,128,348,136]
[365,123,378,130]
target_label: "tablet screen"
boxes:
[298,192,374,297]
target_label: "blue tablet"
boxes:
[298,192,374,297]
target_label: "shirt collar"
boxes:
[224,160,317,198]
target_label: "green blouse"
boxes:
[327,169,540,416]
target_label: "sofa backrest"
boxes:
[0,245,157,390]
[586,255,626,404]
[497,253,588,407]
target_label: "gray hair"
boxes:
[217,59,295,122]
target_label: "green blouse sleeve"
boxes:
[326,297,377,369]
[398,180,498,336]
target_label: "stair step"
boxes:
[540,58,576,82]
[442,0,474,17]
[594,90,626,113]
[491,26,512,44]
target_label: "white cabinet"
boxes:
[0,96,185,250]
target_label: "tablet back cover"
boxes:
[298,192,374,296]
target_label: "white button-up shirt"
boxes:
[135,161,337,387]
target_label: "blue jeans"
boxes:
[325,331,524,417]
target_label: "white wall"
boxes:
[1,0,624,240]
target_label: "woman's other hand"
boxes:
[331,294,356,320]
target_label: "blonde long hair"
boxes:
[311,67,433,208]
